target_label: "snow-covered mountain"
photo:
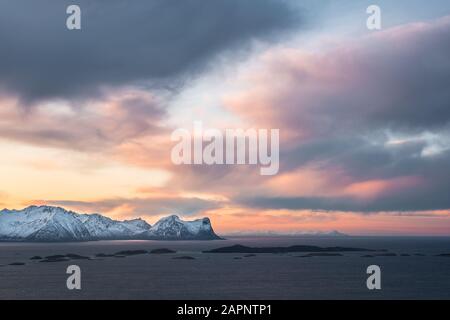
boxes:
[0,206,221,242]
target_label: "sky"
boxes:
[0,0,450,235]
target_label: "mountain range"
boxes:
[0,205,221,242]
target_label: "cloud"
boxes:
[0,88,168,152]
[41,196,222,219]
[150,17,450,202]
[226,16,450,134]
[219,16,450,212]
[237,187,450,213]
[0,0,301,103]
[2,5,450,224]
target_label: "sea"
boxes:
[0,236,449,300]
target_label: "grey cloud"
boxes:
[44,196,221,217]
[0,0,301,103]
[161,17,450,213]
[238,146,450,212]
[274,129,450,212]
[218,17,450,212]
[237,16,450,138]
[282,133,429,177]
[237,183,450,212]
[0,91,168,151]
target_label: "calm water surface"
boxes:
[0,236,449,299]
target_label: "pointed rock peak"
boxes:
[202,217,211,224]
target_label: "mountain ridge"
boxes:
[0,205,221,242]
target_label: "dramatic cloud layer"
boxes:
[226,17,450,133]
[43,195,221,219]
[0,0,300,103]
[225,16,450,212]
[0,2,449,234]
[0,89,167,151]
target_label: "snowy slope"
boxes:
[0,206,90,241]
[0,206,220,241]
